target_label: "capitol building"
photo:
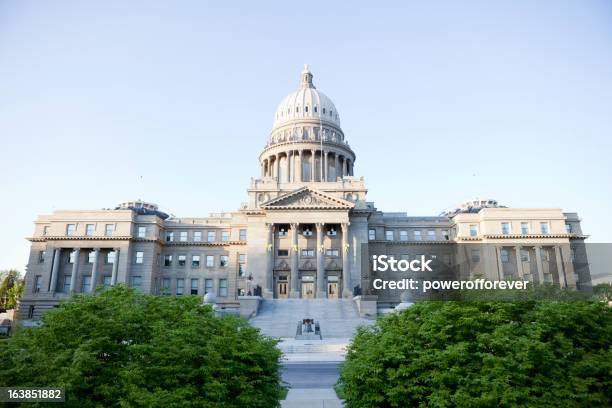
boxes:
[18,66,591,319]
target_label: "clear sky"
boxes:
[1,0,611,273]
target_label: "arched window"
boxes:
[322,108,326,114]
[314,106,318,113]
[296,106,299,112]
[330,110,333,116]
[305,106,309,113]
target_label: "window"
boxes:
[137,226,146,238]
[176,278,184,295]
[427,230,436,240]
[301,249,314,257]
[43,226,50,236]
[399,231,408,241]
[193,231,202,242]
[179,231,188,242]
[82,276,92,292]
[105,224,114,236]
[540,249,549,262]
[207,231,216,242]
[38,251,46,263]
[205,279,213,294]
[66,224,76,236]
[385,230,394,241]
[469,225,478,237]
[191,279,199,295]
[135,251,144,264]
[314,106,318,113]
[219,279,228,297]
[368,229,376,240]
[277,249,289,257]
[277,227,288,237]
[520,249,529,262]
[521,222,529,234]
[471,249,480,263]
[102,276,111,288]
[500,249,509,263]
[442,230,449,240]
[63,274,71,293]
[161,278,171,295]
[178,255,186,267]
[414,230,422,241]
[221,231,230,241]
[326,249,339,257]
[88,251,96,264]
[192,255,200,268]
[85,224,95,236]
[303,227,313,236]
[501,222,510,235]
[107,251,116,264]
[239,229,247,241]
[327,226,337,236]
[238,254,246,276]
[69,250,76,264]
[131,276,141,292]
[540,222,549,234]
[166,232,174,242]
[206,255,214,267]
[220,255,229,267]
[565,223,572,233]
[164,255,172,267]
[34,275,42,293]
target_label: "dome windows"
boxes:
[322,108,326,114]
[305,106,309,113]
[296,106,299,113]
[314,106,318,113]
[330,110,333,117]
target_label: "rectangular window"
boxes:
[520,222,529,235]
[327,226,337,236]
[520,249,529,262]
[69,250,76,264]
[326,249,339,257]
[38,251,46,263]
[414,230,422,241]
[105,224,114,236]
[501,222,510,235]
[176,278,184,295]
[161,278,171,295]
[471,249,480,263]
[135,251,144,264]
[82,276,92,293]
[220,255,229,267]
[207,231,216,242]
[193,231,202,242]
[34,275,42,293]
[277,227,288,237]
[238,254,246,277]
[43,226,50,236]
[192,255,200,268]
[166,232,174,242]
[500,249,509,263]
[469,225,478,237]
[301,249,314,257]
[221,231,230,241]
[219,279,228,297]
[137,226,146,238]
[85,224,95,236]
[102,276,111,288]
[399,231,408,241]
[427,230,436,240]
[239,229,247,241]
[88,251,96,264]
[303,227,313,237]
[107,251,116,264]
[565,223,572,233]
[277,249,289,257]
[368,229,376,240]
[191,279,199,295]
[164,254,172,267]
[540,222,549,234]
[385,230,394,241]
[63,274,71,293]
[205,279,213,294]
[178,255,186,267]
[179,231,188,242]
[131,276,141,292]
[66,224,76,236]
[206,255,214,267]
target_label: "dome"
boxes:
[272,65,341,131]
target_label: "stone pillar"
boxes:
[496,246,504,280]
[111,248,120,285]
[49,248,61,293]
[534,246,544,283]
[344,159,349,177]
[265,223,274,297]
[334,154,339,181]
[349,159,354,176]
[514,245,523,278]
[290,223,300,298]
[70,248,80,293]
[274,155,279,181]
[324,151,329,181]
[296,151,302,182]
[284,153,290,183]
[341,223,352,298]
[554,246,566,287]
[90,248,101,293]
[316,223,326,298]
[310,149,315,182]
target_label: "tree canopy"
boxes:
[0,269,23,311]
[0,285,283,407]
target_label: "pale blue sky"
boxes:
[1,1,611,272]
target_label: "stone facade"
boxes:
[18,66,591,319]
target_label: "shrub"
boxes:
[0,285,283,407]
[338,300,611,407]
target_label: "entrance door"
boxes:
[301,282,315,299]
[277,282,288,299]
[327,282,338,299]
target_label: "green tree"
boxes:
[0,269,23,311]
[337,300,611,407]
[0,285,283,407]
[592,283,612,303]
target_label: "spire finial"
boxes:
[300,64,315,89]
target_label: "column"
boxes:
[349,160,354,176]
[296,151,302,182]
[334,154,339,181]
[496,246,504,280]
[290,223,300,297]
[70,248,80,293]
[514,245,523,278]
[265,223,274,296]
[49,248,61,293]
[310,149,315,182]
[554,246,566,287]
[324,151,329,181]
[284,153,290,183]
[274,155,279,181]
[344,159,349,177]
[316,223,326,298]
[111,248,120,285]
[534,246,544,283]
[341,223,352,298]
[90,248,101,293]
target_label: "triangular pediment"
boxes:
[261,187,354,210]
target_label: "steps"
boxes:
[281,388,343,407]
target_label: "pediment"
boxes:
[261,187,354,210]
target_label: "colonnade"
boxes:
[261,150,354,182]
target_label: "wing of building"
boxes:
[18,66,591,319]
